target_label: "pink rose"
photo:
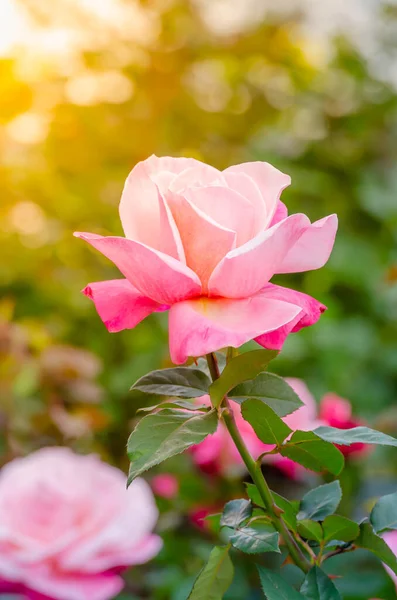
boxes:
[151,474,179,499]
[0,447,162,600]
[319,393,370,457]
[75,155,337,364]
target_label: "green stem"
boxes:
[206,352,311,574]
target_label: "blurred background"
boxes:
[1,0,397,598]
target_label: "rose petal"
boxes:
[168,293,302,364]
[166,193,236,290]
[222,171,267,234]
[255,284,326,350]
[61,478,160,571]
[208,213,310,299]
[120,161,185,260]
[183,185,255,246]
[277,214,338,273]
[169,163,224,193]
[82,279,165,333]
[23,568,124,600]
[269,201,288,227]
[74,232,201,305]
[223,161,291,227]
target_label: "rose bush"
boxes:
[75,155,337,364]
[0,448,161,600]
[191,379,367,477]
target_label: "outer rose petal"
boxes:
[82,279,164,333]
[208,213,310,299]
[74,232,201,305]
[168,293,302,364]
[119,162,184,260]
[255,284,326,350]
[223,161,291,227]
[165,193,236,289]
[22,568,124,600]
[277,214,338,273]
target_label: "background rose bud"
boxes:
[76,155,337,364]
[0,447,162,600]
[151,473,179,499]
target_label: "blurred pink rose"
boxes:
[190,387,319,479]
[319,393,369,457]
[76,155,337,364]
[383,531,397,587]
[151,474,179,499]
[0,448,162,600]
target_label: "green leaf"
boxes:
[322,515,359,543]
[300,567,342,600]
[127,408,218,484]
[245,483,298,530]
[131,367,211,398]
[280,431,344,476]
[188,545,234,600]
[298,481,342,521]
[257,566,305,600]
[209,349,278,408]
[313,426,397,447]
[370,491,397,533]
[220,499,252,528]
[230,522,280,554]
[356,521,397,576]
[297,520,323,542]
[137,400,209,413]
[229,373,303,417]
[241,399,292,445]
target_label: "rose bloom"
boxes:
[0,448,162,600]
[191,380,367,478]
[75,155,337,364]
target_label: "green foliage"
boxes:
[297,520,323,542]
[245,484,298,531]
[229,373,303,417]
[187,545,234,600]
[241,400,292,445]
[127,408,218,483]
[356,521,397,576]
[137,400,209,413]
[298,482,342,521]
[313,426,397,447]
[230,522,280,554]
[370,491,397,533]
[131,367,211,398]
[220,499,252,529]
[257,567,305,599]
[300,567,342,600]
[209,350,278,408]
[280,433,344,476]
[322,515,359,543]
